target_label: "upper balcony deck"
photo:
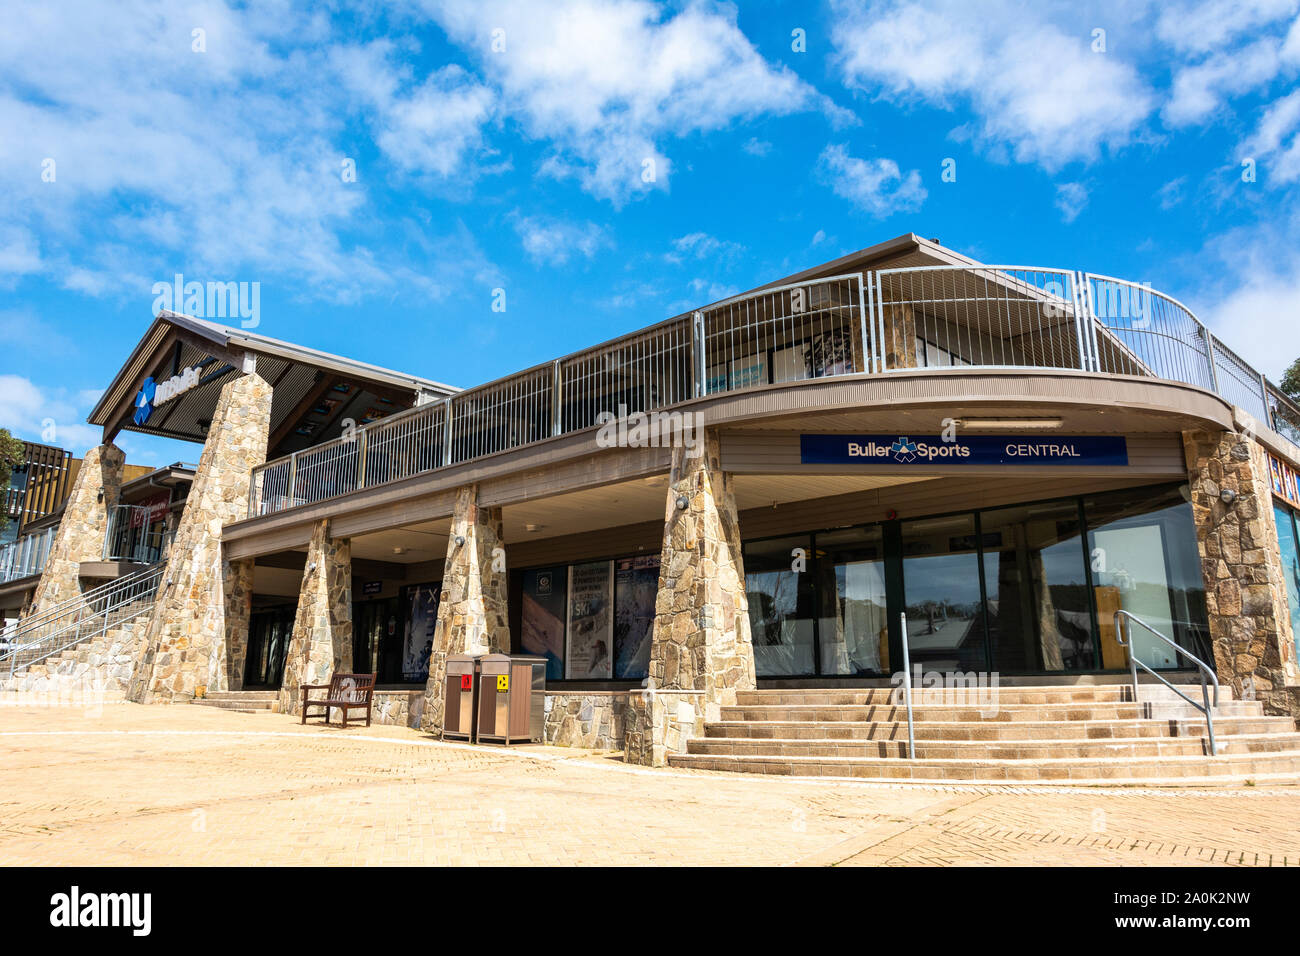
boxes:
[246,262,1300,519]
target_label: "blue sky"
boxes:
[2,0,1299,466]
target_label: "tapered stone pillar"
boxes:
[420,485,510,735]
[279,520,352,715]
[128,373,271,702]
[1184,429,1300,716]
[224,558,254,692]
[642,431,755,754]
[26,443,125,617]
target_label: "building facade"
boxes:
[7,233,1300,772]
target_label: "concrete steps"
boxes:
[667,685,1300,786]
[189,691,276,714]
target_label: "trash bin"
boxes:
[476,654,547,745]
[443,654,480,742]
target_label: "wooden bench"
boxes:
[300,673,377,728]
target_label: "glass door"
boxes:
[899,514,989,672]
[815,527,889,675]
[245,605,293,688]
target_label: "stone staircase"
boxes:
[189,690,277,714]
[667,685,1300,786]
[0,620,144,702]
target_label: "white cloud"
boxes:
[817,144,926,218]
[666,232,745,264]
[1154,0,1298,55]
[829,0,1155,169]
[423,0,838,203]
[0,375,102,454]
[1055,182,1088,223]
[511,214,609,266]
[1203,266,1300,379]
[1163,30,1300,126]
[742,137,773,157]
[1244,89,1300,183]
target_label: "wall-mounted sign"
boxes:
[130,492,171,528]
[800,434,1129,467]
[133,366,201,425]
[362,580,383,596]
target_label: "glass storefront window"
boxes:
[521,567,568,680]
[979,499,1095,672]
[745,535,816,676]
[815,526,889,675]
[1084,484,1210,668]
[900,514,988,671]
[1274,502,1300,661]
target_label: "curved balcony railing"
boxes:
[248,264,1300,517]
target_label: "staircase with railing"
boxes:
[1,563,163,684]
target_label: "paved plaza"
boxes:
[2,703,1298,866]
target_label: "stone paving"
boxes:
[2,703,1299,866]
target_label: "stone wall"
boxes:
[543,692,628,750]
[644,432,755,747]
[26,443,125,617]
[881,302,917,370]
[223,558,253,692]
[371,689,424,728]
[1184,429,1300,717]
[623,691,705,767]
[420,484,510,735]
[279,520,352,715]
[128,373,271,703]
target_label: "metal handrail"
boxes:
[1114,609,1220,756]
[2,563,164,678]
[899,612,916,759]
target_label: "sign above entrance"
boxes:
[800,434,1129,467]
[133,366,202,425]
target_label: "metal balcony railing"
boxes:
[247,264,1300,517]
[102,504,173,564]
[0,526,55,584]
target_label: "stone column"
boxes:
[128,373,271,703]
[420,484,510,735]
[224,558,254,692]
[640,430,755,761]
[26,443,125,617]
[1184,429,1300,716]
[278,520,352,715]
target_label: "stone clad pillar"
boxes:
[641,431,755,757]
[420,484,510,735]
[1184,429,1300,716]
[278,520,352,715]
[224,558,254,692]
[128,373,271,703]
[26,443,125,617]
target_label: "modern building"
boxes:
[6,233,1300,780]
[0,441,185,625]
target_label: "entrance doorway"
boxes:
[245,604,295,688]
[354,597,403,684]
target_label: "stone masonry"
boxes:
[223,558,254,692]
[278,520,352,715]
[128,373,271,703]
[1184,429,1300,717]
[420,484,510,735]
[26,443,125,617]
[637,430,755,765]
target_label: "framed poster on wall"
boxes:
[614,554,660,680]
[522,567,567,680]
[402,584,438,682]
[566,560,614,679]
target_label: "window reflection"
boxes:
[744,535,815,676]
[900,514,988,672]
[816,527,888,675]
[979,500,1094,672]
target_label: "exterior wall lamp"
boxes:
[1220,488,1238,506]
[454,535,466,547]
[675,495,689,511]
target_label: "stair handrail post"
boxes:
[1114,609,1219,756]
[899,611,916,759]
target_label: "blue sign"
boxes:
[800,434,1129,466]
[133,377,156,426]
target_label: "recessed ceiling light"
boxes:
[955,417,1064,430]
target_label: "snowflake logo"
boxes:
[891,437,918,463]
